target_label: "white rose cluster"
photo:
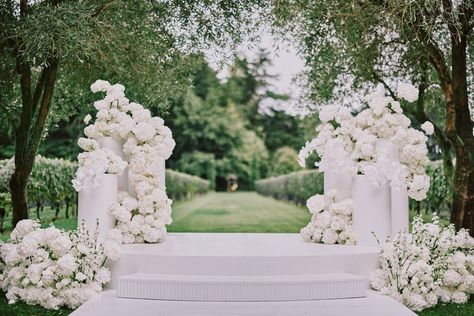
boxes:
[371,216,474,311]
[298,85,431,201]
[76,80,176,243]
[300,189,357,245]
[0,220,120,310]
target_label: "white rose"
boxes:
[421,121,434,135]
[90,79,111,93]
[397,82,418,102]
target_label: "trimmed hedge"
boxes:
[0,157,210,223]
[255,170,323,205]
[257,161,449,215]
[166,169,210,200]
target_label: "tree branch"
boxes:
[27,57,59,163]
[31,69,47,114]
[92,0,117,18]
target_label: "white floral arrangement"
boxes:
[298,84,433,201]
[0,220,120,310]
[371,216,474,311]
[300,189,357,245]
[72,145,127,191]
[75,80,176,243]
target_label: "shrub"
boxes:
[255,170,323,205]
[166,169,210,200]
[270,146,301,176]
[0,156,78,221]
[176,151,216,190]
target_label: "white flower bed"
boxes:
[371,216,474,311]
[74,80,176,243]
[298,85,432,201]
[300,189,357,245]
[0,220,120,310]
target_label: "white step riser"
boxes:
[117,274,367,302]
[109,253,378,289]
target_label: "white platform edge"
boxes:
[71,289,417,316]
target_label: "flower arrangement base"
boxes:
[97,137,128,191]
[352,175,391,246]
[78,174,118,242]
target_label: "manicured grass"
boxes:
[168,192,311,233]
[418,297,474,316]
[0,293,72,316]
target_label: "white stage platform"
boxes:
[72,233,415,315]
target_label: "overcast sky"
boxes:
[206,32,307,116]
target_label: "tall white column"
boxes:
[78,174,118,243]
[390,185,409,236]
[323,170,352,201]
[352,175,391,246]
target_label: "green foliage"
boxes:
[255,170,324,205]
[425,160,451,213]
[176,151,216,190]
[0,156,77,212]
[217,130,269,189]
[270,147,300,176]
[166,169,210,201]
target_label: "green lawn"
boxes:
[0,192,472,315]
[168,192,310,233]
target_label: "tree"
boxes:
[270,146,300,176]
[0,0,265,227]
[275,0,474,234]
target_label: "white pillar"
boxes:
[352,175,391,246]
[78,174,118,243]
[97,137,128,192]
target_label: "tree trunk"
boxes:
[447,36,474,235]
[9,167,31,227]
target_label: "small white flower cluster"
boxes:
[298,85,432,200]
[72,144,127,191]
[0,220,120,310]
[76,80,176,243]
[300,189,357,245]
[371,216,474,311]
[109,190,172,243]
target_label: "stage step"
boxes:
[109,233,379,288]
[117,273,367,302]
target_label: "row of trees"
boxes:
[167,53,307,190]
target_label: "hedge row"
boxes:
[0,157,210,218]
[0,156,77,218]
[166,169,210,200]
[256,161,450,214]
[255,170,324,205]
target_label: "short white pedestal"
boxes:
[97,137,128,192]
[352,175,391,246]
[78,174,118,242]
